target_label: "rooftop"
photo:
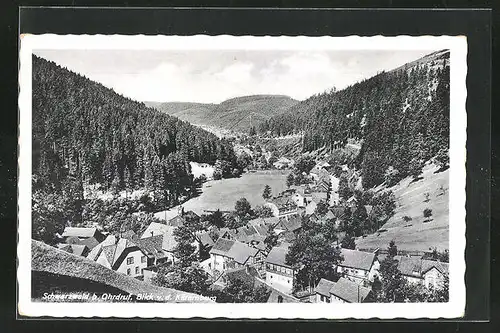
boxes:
[315,278,337,297]
[329,277,371,303]
[266,246,291,268]
[61,227,99,239]
[339,248,376,271]
[396,256,449,278]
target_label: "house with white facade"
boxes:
[140,222,179,263]
[86,235,167,278]
[337,248,380,284]
[265,245,296,294]
[396,256,449,289]
[265,195,299,218]
[208,238,266,278]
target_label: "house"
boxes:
[275,215,303,235]
[265,195,299,218]
[328,277,372,303]
[305,192,328,215]
[315,278,337,303]
[216,265,260,288]
[167,207,200,227]
[291,186,312,208]
[140,222,179,263]
[273,157,294,170]
[208,238,266,278]
[248,216,280,228]
[267,287,300,303]
[396,256,449,289]
[337,248,380,283]
[87,238,155,278]
[265,246,296,294]
[61,227,106,243]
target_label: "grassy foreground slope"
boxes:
[356,163,449,252]
[31,240,212,302]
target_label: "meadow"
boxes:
[154,170,289,219]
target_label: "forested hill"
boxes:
[148,95,298,133]
[259,50,450,188]
[32,55,236,197]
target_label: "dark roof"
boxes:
[315,278,336,297]
[197,231,215,248]
[339,249,376,271]
[135,235,166,260]
[223,266,259,288]
[58,243,88,257]
[79,237,100,250]
[210,238,235,256]
[397,256,449,278]
[65,236,82,245]
[141,222,178,252]
[278,215,302,232]
[267,288,300,303]
[168,215,185,227]
[266,246,291,268]
[329,277,371,303]
[228,241,259,264]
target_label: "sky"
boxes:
[34,49,436,104]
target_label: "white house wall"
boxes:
[116,249,149,277]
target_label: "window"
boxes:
[278,296,283,303]
[127,257,134,265]
[141,255,147,263]
[135,266,139,275]
[127,268,131,275]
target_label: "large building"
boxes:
[86,235,168,278]
[208,238,266,278]
[396,256,449,289]
[265,195,299,218]
[265,245,296,294]
[337,248,380,284]
[315,277,372,303]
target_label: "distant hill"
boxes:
[260,50,450,188]
[147,95,299,133]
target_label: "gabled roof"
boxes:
[209,238,259,264]
[168,215,185,227]
[223,266,259,288]
[311,191,328,203]
[329,277,371,303]
[141,222,178,252]
[277,215,302,233]
[58,243,88,257]
[135,235,166,260]
[196,231,215,248]
[266,246,291,268]
[316,278,337,297]
[397,256,449,278]
[210,238,235,256]
[267,288,300,303]
[61,227,99,239]
[227,241,259,265]
[339,248,376,271]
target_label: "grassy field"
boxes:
[356,164,449,252]
[155,170,288,218]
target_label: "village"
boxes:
[52,158,449,304]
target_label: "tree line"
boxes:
[259,52,450,188]
[31,55,238,241]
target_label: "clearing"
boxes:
[356,163,449,252]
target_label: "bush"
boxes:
[423,208,433,220]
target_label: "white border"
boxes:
[18,35,467,319]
